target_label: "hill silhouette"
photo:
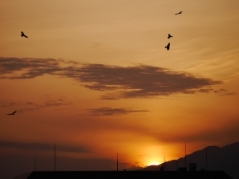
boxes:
[143,142,239,179]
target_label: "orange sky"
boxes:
[1,0,239,178]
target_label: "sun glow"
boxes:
[147,161,161,166]
[140,145,163,166]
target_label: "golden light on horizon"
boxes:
[138,145,165,167]
[146,161,161,166]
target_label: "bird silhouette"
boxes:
[7,111,17,115]
[21,31,28,38]
[175,11,183,15]
[168,34,173,39]
[165,43,170,50]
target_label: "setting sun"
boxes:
[147,161,161,166]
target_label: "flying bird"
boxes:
[21,31,28,38]
[168,34,173,39]
[165,43,170,50]
[7,111,17,115]
[175,11,183,15]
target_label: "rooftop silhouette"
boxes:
[14,171,232,179]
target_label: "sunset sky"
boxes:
[1,0,239,178]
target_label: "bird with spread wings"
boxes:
[175,11,183,15]
[21,31,28,38]
[168,34,173,39]
[165,43,170,50]
[7,111,17,115]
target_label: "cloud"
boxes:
[0,140,89,153]
[0,57,63,79]
[0,98,72,113]
[0,102,17,108]
[18,99,72,113]
[0,57,226,99]
[74,64,223,99]
[89,107,149,116]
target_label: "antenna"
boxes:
[54,145,56,171]
[163,150,165,163]
[34,152,36,171]
[163,149,166,170]
[206,147,208,171]
[117,152,118,171]
[185,142,187,169]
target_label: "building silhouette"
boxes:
[13,171,232,179]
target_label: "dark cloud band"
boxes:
[89,107,149,116]
[0,140,89,153]
[0,57,224,99]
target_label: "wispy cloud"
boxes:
[18,99,72,113]
[0,57,226,99]
[0,57,63,79]
[89,107,148,116]
[0,102,17,108]
[0,98,72,113]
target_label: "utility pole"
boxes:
[117,152,118,171]
[206,147,208,171]
[34,152,36,171]
[164,150,165,163]
[185,142,187,170]
[54,145,56,171]
[163,150,166,171]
